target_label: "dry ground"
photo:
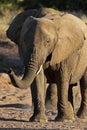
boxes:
[0,10,87,130]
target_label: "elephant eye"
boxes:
[46,37,50,43]
[44,36,51,47]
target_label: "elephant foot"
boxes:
[77,106,87,119]
[55,114,75,122]
[29,114,36,122]
[29,113,48,122]
[56,102,75,121]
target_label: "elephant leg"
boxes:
[30,81,38,121]
[46,83,57,110]
[68,86,74,109]
[55,64,74,121]
[49,83,57,108]
[77,70,87,119]
[30,68,47,122]
[55,83,74,121]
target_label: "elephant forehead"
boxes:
[21,17,56,42]
[36,18,55,31]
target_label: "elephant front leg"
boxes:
[30,68,47,122]
[55,65,75,121]
[77,71,87,119]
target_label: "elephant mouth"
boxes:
[36,65,42,75]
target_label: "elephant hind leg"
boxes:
[77,70,87,119]
[68,85,74,109]
[45,83,57,110]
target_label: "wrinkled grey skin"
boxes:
[7,8,87,122]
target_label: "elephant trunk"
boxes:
[9,57,38,89]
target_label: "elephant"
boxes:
[7,8,87,122]
[6,8,58,111]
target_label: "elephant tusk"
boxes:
[36,65,42,75]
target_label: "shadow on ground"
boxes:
[0,117,28,123]
[0,103,31,109]
[0,128,34,130]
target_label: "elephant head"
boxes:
[7,17,57,88]
[6,8,62,45]
[7,13,85,89]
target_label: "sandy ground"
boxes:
[0,41,87,130]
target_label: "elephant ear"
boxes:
[6,9,37,44]
[50,29,85,66]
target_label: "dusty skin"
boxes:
[0,41,87,130]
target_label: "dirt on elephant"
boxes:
[0,40,87,130]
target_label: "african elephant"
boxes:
[6,8,58,111]
[7,8,87,122]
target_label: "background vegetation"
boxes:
[0,0,87,12]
